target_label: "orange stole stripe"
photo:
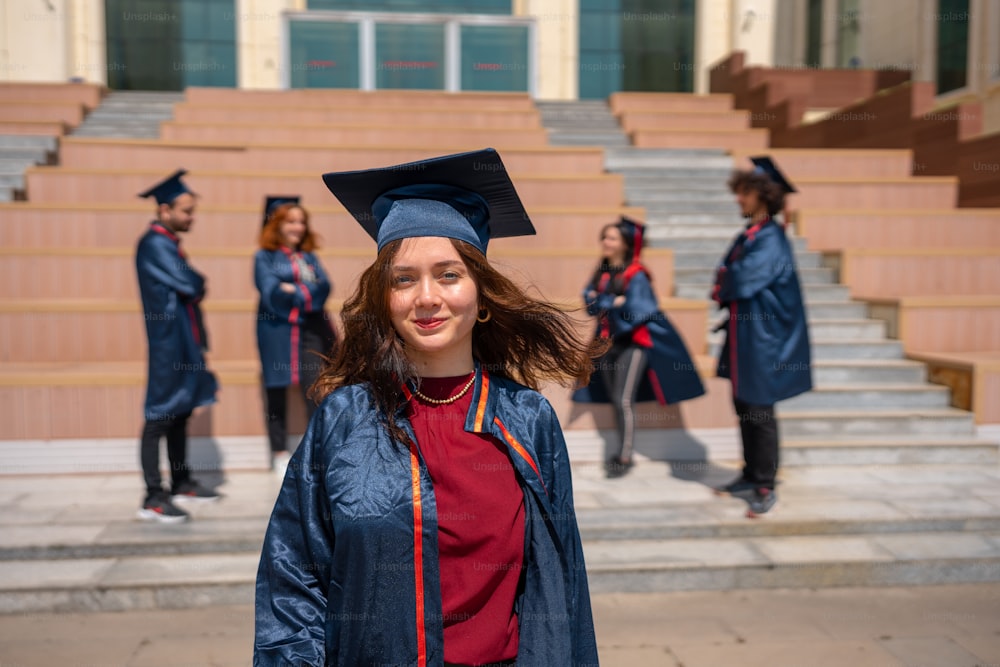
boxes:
[473,370,490,431]
[494,417,546,493]
[407,441,428,666]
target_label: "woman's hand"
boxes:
[612,295,626,308]
[280,282,297,294]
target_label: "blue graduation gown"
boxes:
[254,248,332,388]
[135,222,217,421]
[573,265,705,406]
[254,366,599,667]
[714,218,812,405]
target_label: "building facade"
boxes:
[1,0,997,110]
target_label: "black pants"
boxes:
[140,411,192,497]
[734,397,779,489]
[264,318,330,453]
[599,343,649,463]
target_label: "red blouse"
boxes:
[407,374,526,665]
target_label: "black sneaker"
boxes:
[137,492,190,524]
[715,476,757,496]
[605,457,634,479]
[171,480,221,503]
[747,487,777,517]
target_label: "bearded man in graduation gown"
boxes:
[712,157,812,516]
[134,169,220,524]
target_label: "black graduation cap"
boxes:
[262,195,301,228]
[617,215,646,260]
[749,156,797,194]
[321,148,535,255]
[138,169,194,206]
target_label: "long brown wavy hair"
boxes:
[310,238,604,444]
[259,204,319,252]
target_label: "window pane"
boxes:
[375,23,445,90]
[289,21,360,89]
[106,0,235,90]
[579,0,692,98]
[936,0,970,93]
[460,25,529,92]
[307,0,510,13]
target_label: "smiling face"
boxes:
[278,206,307,249]
[389,236,479,376]
[600,224,628,265]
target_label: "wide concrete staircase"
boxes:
[0,87,998,614]
[70,91,183,139]
[0,135,54,201]
[0,82,103,200]
[536,100,629,147]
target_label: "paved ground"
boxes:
[0,584,998,666]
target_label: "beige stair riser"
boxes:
[26,170,624,207]
[58,142,606,174]
[0,251,675,301]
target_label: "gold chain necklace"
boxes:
[412,373,476,405]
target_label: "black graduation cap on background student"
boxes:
[616,215,646,261]
[262,196,301,228]
[321,148,535,255]
[749,156,797,194]
[138,169,195,206]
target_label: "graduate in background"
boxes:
[573,216,705,478]
[135,170,220,524]
[712,156,812,517]
[254,196,336,475]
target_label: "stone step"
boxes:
[604,147,732,170]
[0,147,50,162]
[676,266,835,283]
[86,102,176,113]
[803,301,869,318]
[782,438,1000,466]
[614,169,735,184]
[638,200,741,214]
[675,283,850,301]
[809,360,927,384]
[4,527,998,613]
[708,339,905,359]
[585,530,1000,593]
[543,121,623,131]
[671,250,823,269]
[0,158,41,173]
[644,213,747,225]
[626,189,737,203]
[645,224,744,240]
[776,409,976,438]
[69,128,161,139]
[705,318,885,340]
[782,384,951,411]
[0,135,57,151]
[2,462,999,611]
[0,174,24,189]
[650,235,811,254]
[548,132,630,146]
[104,92,185,101]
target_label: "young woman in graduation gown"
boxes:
[254,198,336,472]
[573,216,705,478]
[253,149,601,667]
